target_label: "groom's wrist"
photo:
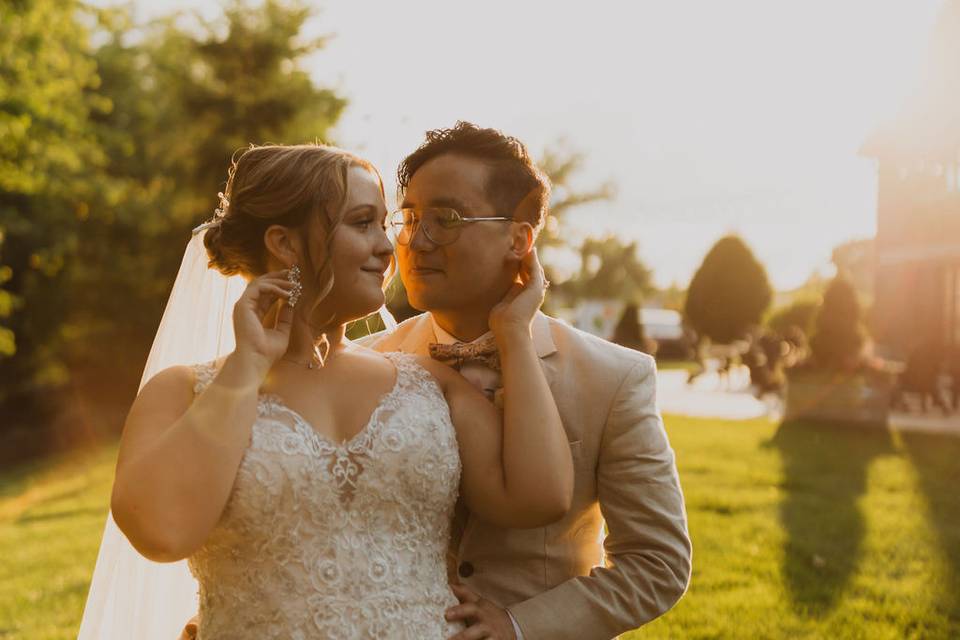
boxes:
[505,608,525,640]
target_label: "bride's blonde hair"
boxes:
[204,143,384,305]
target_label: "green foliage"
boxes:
[768,297,820,338]
[610,302,650,353]
[556,235,653,304]
[809,276,866,370]
[533,144,653,310]
[536,143,615,250]
[684,234,772,344]
[0,0,346,422]
[0,0,108,396]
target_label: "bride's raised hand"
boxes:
[488,247,547,337]
[232,270,295,370]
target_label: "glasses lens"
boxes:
[393,208,462,246]
[424,208,462,244]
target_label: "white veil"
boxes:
[77,224,397,639]
[77,226,246,640]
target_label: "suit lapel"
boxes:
[532,312,557,359]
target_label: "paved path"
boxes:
[656,368,960,436]
[657,369,774,421]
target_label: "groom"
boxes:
[367,122,691,639]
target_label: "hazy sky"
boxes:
[101,0,946,289]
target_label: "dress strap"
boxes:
[382,351,438,392]
[191,361,218,396]
[382,351,418,380]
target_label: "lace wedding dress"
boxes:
[187,352,464,639]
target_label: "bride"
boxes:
[84,143,573,639]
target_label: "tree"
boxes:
[809,276,865,370]
[684,235,772,344]
[555,236,653,304]
[767,297,820,338]
[536,143,616,250]
[66,0,346,377]
[0,0,107,404]
[610,303,651,353]
[0,0,348,430]
[533,143,640,312]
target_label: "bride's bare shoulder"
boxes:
[136,364,201,406]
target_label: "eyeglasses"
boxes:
[390,207,513,246]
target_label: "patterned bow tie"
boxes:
[428,335,501,372]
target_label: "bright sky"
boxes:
[104,0,946,289]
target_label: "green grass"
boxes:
[631,417,960,639]
[1,417,958,639]
[0,444,115,640]
[655,359,700,374]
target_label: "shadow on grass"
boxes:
[901,431,960,617]
[16,505,106,525]
[771,419,894,616]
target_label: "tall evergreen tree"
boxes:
[684,235,772,344]
[809,276,865,370]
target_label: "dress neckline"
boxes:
[258,353,403,451]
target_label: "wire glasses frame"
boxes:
[390,207,514,246]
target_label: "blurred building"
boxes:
[862,0,960,357]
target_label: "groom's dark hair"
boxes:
[398,121,551,232]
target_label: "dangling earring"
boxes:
[287,265,303,308]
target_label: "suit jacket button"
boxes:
[458,561,474,578]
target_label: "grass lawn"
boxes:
[655,359,700,375]
[632,416,960,639]
[0,443,116,640]
[1,416,958,639]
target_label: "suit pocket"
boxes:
[569,440,583,461]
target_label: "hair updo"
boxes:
[203,143,380,279]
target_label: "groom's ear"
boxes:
[507,222,534,260]
[263,225,299,267]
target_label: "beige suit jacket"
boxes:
[363,312,691,639]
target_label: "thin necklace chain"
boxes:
[279,338,331,370]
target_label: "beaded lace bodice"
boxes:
[187,352,463,639]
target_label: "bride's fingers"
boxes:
[273,298,294,333]
[242,276,293,299]
[252,283,293,303]
[261,269,292,281]
[518,247,543,284]
[254,278,295,295]
[242,282,293,318]
[256,291,292,320]
[512,250,543,295]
